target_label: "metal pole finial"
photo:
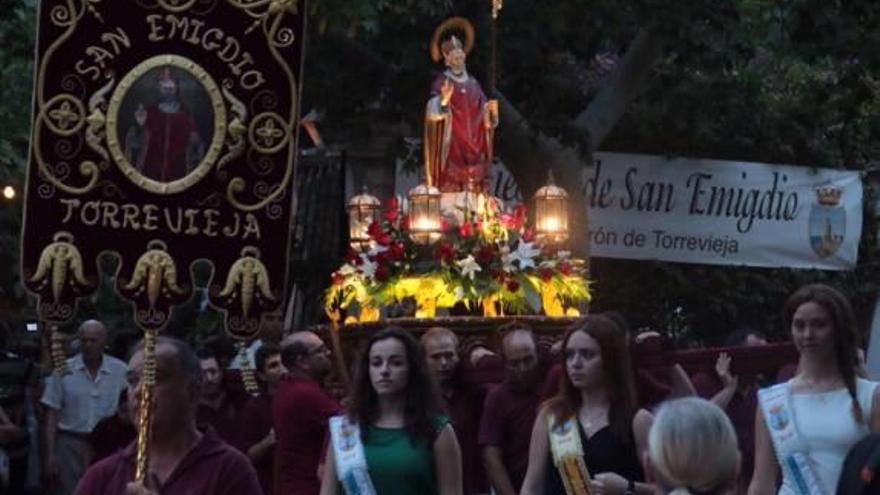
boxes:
[491,0,503,19]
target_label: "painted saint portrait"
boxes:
[115,65,214,183]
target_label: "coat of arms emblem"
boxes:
[768,403,789,431]
[808,184,845,258]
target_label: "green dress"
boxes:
[361,416,449,495]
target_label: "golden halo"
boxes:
[430,17,475,63]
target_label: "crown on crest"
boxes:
[816,184,842,206]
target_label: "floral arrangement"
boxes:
[325,195,590,323]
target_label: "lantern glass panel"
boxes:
[347,189,380,250]
[408,184,442,244]
[534,183,569,244]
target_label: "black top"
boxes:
[545,421,643,495]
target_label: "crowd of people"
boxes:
[1,282,879,495]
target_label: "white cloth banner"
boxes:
[395,152,863,270]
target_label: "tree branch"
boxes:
[573,28,667,151]
[496,93,590,258]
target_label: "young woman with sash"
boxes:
[520,315,654,495]
[319,326,463,495]
[646,397,741,495]
[749,284,880,495]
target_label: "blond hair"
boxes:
[649,398,740,495]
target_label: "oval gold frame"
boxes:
[106,54,227,195]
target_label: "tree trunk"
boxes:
[496,28,666,259]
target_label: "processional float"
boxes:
[323,1,592,362]
[21,0,307,482]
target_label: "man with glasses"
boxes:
[273,332,339,495]
[74,337,261,495]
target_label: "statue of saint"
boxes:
[127,67,205,182]
[424,19,499,193]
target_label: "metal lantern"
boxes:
[407,183,442,244]
[347,187,381,251]
[534,171,569,244]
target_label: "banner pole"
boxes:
[326,309,351,392]
[134,326,158,483]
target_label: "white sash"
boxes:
[329,415,378,495]
[758,383,825,495]
[547,414,592,495]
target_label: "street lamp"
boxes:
[534,171,569,244]
[347,187,381,252]
[407,183,442,245]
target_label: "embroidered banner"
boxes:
[21,0,307,336]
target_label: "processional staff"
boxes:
[489,0,502,97]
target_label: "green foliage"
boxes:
[592,1,880,343]
[0,0,35,329]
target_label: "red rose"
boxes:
[476,245,496,265]
[331,272,344,285]
[441,217,450,232]
[346,248,358,263]
[383,197,399,222]
[500,213,515,229]
[506,278,520,292]
[400,214,411,230]
[558,261,572,276]
[539,267,554,282]
[434,242,455,263]
[374,250,390,264]
[367,220,384,238]
[346,248,364,266]
[523,228,535,242]
[389,241,405,259]
[459,222,473,237]
[375,233,392,246]
[502,207,525,230]
[374,264,390,282]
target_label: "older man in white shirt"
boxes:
[41,320,127,495]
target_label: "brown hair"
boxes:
[547,315,638,442]
[350,326,443,445]
[783,283,863,422]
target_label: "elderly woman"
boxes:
[646,397,740,495]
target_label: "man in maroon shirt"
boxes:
[74,337,261,495]
[196,348,248,451]
[421,326,489,495]
[274,331,339,495]
[479,325,541,495]
[242,342,287,495]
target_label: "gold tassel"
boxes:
[237,341,260,396]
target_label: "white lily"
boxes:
[501,246,517,273]
[360,259,378,279]
[454,286,466,300]
[456,255,482,281]
[513,241,541,270]
[367,243,389,257]
[338,263,358,276]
